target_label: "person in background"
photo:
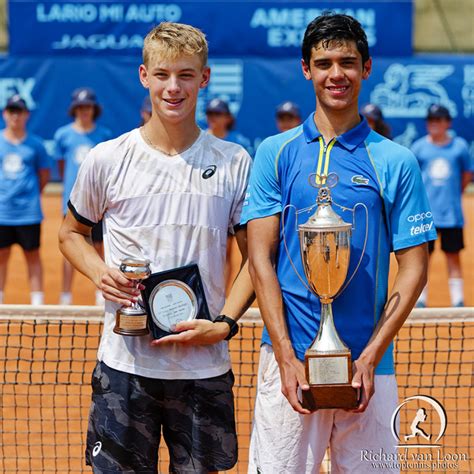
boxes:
[140,95,152,125]
[0,95,50,305]
[412,104,473,307]
[275,101,302,132]
[361,103,391,139]
[54,87,112,305]
[205,98,253,155]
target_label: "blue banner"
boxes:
[8,0,413,57]
[0,53,473,177]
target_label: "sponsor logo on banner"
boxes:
[0,78,36,110]
[370,64,457,118]
[36,3,182,24]
[249,7,376,48]
[393,122,419,149]
[52,34,144,50]
[359,395,469,471]
[197,61,244,124]
[462,65,474,118]
[37,3,182,51]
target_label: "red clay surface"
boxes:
[2,192,473,307]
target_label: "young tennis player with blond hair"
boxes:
[59,22,254,473]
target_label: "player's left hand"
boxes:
[349,357,375,413]
[150,319,230,346]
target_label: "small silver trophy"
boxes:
[114,258,151,336]
[284,173,367,409]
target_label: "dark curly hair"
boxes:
[302,12,370,66]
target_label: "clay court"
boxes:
[1,190,473,306]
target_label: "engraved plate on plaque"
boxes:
[149,279,198,332]
[309,357,349,385]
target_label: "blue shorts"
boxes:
[85,361,237,473]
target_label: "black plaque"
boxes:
[141,264,212,340]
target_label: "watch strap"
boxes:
[214,314,239,340]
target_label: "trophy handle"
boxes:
[282,203,315,294]
[336,201,369,297]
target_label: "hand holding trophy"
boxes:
[284,172,368,410]
[113,258,151,336]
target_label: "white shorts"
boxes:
[248,344,399,474]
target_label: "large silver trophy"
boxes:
[114,258,151,336]
[284,173,367,410]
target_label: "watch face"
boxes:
[149,280,198,332]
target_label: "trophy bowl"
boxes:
[296,179,359,410]
[114,258,151,336]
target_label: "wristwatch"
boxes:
[214,314,239,340]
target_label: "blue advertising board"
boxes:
[8,0,413,57]
[0,54,473,173]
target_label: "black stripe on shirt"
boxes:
[67,201,97,227]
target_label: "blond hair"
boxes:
[143,22,208,67]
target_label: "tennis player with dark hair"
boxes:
[241,12,436,472]
[59,22,253,473]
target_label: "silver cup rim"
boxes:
[120,257,151,267]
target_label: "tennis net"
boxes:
[0,305,472,473]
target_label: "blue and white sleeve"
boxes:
[387,151,437,251]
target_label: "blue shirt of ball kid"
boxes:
[0,132,50,225]
[411,136,472,228]
[241,114,436,375]
[54,123,112,214]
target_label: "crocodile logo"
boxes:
[351,175,369,185]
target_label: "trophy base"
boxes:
[302,383,359,411]
[304,350,358,410]
[114,310,149,336]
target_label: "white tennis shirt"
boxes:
[69,128,252,379]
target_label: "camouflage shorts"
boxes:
[85,361,237,473]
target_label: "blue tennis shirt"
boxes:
[411,135,472,228]
[241,114,437,375]
[0,132,50,225]
[54,123,112,214]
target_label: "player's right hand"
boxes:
[96,267,143,306]
[277,355,312,415]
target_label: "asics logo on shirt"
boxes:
[351,175,369,185]
[407,212,432,222]
[202,165,217,179]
